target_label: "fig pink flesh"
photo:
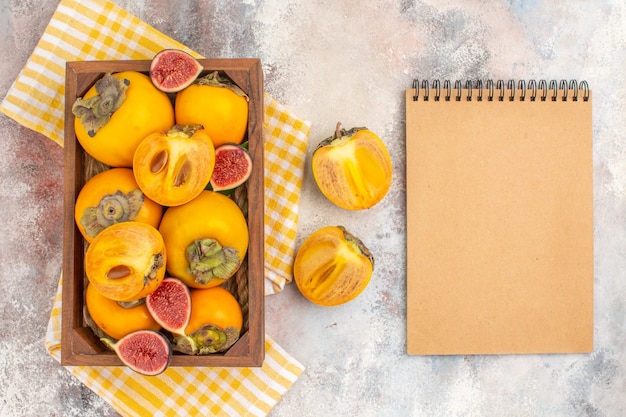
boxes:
[116,331,171,375]
[210,145,252,190]
[150,50,202,93]
[146,278,191,334]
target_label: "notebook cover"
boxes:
[405,85,593,355]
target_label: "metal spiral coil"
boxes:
[412,79,589,102]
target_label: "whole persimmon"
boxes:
[158,190,248,289]
[74,167,163,243]
[85,283,161,340]
[73,71,174,167]
[174,71,248,148]
[172,286,243,355]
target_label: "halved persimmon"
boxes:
[133,124,215,207]
[74,167,163,243]
[85,222,166,302]
[294,225,374,306]
[312,123,392,210]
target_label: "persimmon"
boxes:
[74,167,162,243]
[172,286,243,354]
[85,283,161,340]
[186,287,243,335]
[312,123,392,210]
[73,71,174,167]
[174,71,248,147]
[158,190,248,289]
[294,226,374,306]
[133,124,215,207]
[85,222,166,302]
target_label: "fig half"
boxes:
[146,277,191,336]
[102,330,172,376]
[150,49,203,93]
[209,143,252,192]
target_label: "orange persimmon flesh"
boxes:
[312,124,392,210]
[294,226,374,306]
[85,222,166,302]
[133,124,215,207]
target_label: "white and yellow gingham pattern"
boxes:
[45,277,304,417]
[1,0,309,415]
[263,96,310,294]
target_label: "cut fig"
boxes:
[210,143,252,192]
[146,277,191,335]
[150,49,203,93]
[102,330,172,376]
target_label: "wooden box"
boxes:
[61,59,265,367]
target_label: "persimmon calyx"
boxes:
[172,335,198,355]
[316,122,368,150]
[145,252,165,282]
[80,189,144,238]
[166,123,205,137]
[72,72,129,137]
[185,238,241,284]
[173,324,240,355]
[340,226,375,269]
[117,298,146,309]
[195,71,249,100]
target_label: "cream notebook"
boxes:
[406,80,593,355]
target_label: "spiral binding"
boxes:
[411,79,589,102]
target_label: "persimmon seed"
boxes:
[174,160,191,187]
[107,265,132,279]
[151,150,168,173]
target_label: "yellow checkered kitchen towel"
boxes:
[1,0,310,415]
